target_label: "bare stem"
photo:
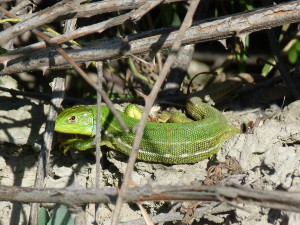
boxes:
[110,0,202,224]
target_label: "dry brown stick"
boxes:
[1,1,300,75]
[1,9,128,132]
[17,0,183,21]
[27,24,129,131]
[49,39,130,132]
[9,0,32,15]
[0,0,176,63]
[29,78,65,225]
[57,0,183,20]
[0,0,85,46]
[110,1,201,224]
[1,184,300,213]
[50,10,136,45]
[131,0,164,22]
[163,0,212,96]
[94,61,104,224]
[120,202,232,225]
[137,203,155,225]
[29,29,106,225]
[164,45,195,96]
[31,0,164,47]
[0,0,164,55]
[2,25,70,225]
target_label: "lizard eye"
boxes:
[68,115,77,123]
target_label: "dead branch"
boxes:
[0,0,178,50]
[1,184,300,213]
[120,202,233,225]
[61,0,183,20]
[1,1,300,75]
[0,0,85,46]
[110,0,201,224]
[29,77,65,225]
[17,0,183,21]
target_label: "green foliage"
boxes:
[38,206,74,225]
[295,41,300,51]
[154,4,181,26]
[288,46,298,64]
[38,207,50,225]
[235,35,250,72]
[215,0,255,17]
[261,58,275,77]
[288,40,300,64]
[238,0,254,10]
[0,47,9,55]
[261,24,300,76]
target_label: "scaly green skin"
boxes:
[54,98,240,164]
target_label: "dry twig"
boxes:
[1,1,300,75]
[0,0,85,46]
[94,61,104,223]
[110,0,201,224]
[29,78,65,225]
[1,184,300,214]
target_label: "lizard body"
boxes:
[54,96,240,164]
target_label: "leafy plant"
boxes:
[38,206,74,225]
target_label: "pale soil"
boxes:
[0,75,300,225]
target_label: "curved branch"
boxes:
[1,1,300,75]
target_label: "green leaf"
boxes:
[261,58,275,77]
[38,207,50,225]
[0,47,9,55]
[295,41,300,51]
[245,4,254,10]
[47,205,74,225]
[288,47,298,64]
[171,12,181,26]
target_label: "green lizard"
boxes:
[54,96,240,164]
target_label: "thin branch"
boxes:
[0,7,130,132]
[16,0,183,22]
[0,0,165,57]
[163,45,195,96]
[48,0,163,44]
[110,1,201,224]
[0,0,85,46]
[94,61,103,224]
[1,1,300,75]
[29,27,130,132]
[29,77,65,225]
[0,5,129,137]
[57,0,183,20]
[9,0,32,15]
[137,203,155,225]
[163,0,212,96]
[120,202,233,225]
[130,0,164,22]
[1,184,300,214]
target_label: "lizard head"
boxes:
[55,105,95,136]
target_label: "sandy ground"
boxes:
[0,75,300,225]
